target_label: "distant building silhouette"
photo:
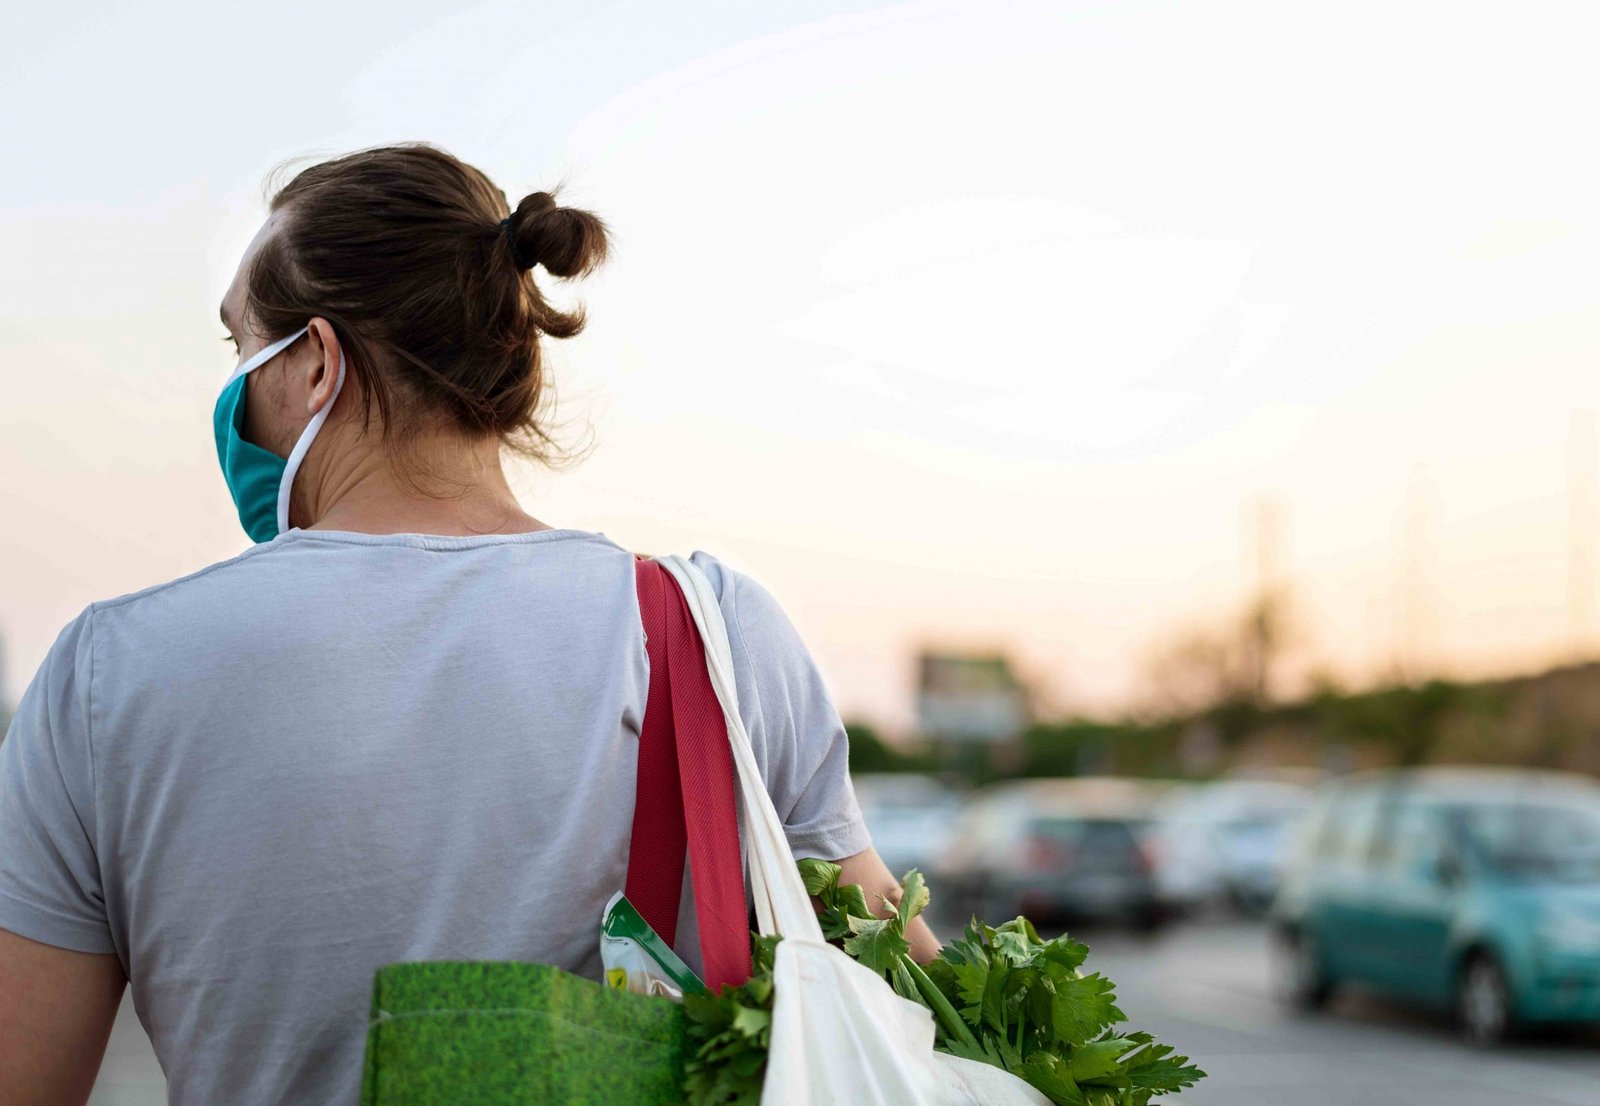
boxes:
[914,651,1031,745]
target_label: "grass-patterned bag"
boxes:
[359,553,751,1105]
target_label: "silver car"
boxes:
[932,777,1174,930]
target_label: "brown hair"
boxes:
[240,142,611,475]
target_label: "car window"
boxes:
[1285,793,1333,869]
[1029,817,1139,850]
[1451,795,1600,878]
[1315,788,1386,867]
[1372,801,1447,877]
[1025,817,1144,872]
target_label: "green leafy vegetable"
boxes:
[681,863,1205,1106]
[895,868,930,930]
[918,913,1202,1104]
[681,935,780,1106]
[842,914,912,973]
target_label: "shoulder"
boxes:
[685,549,803,655]
[679,549,864,856]
[682,549,831,712]
[23,603,98,708]
[8,547,274,705]
[53,542,304,692]
[90,541,284,620]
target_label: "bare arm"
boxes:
[0,928,125,1106]
[833,844,941,965]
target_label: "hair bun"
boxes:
[505,189,610,279]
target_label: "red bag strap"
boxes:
[625,555,752,991]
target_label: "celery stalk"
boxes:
[902,956,979,1051]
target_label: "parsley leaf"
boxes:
[684,864,1206,1106]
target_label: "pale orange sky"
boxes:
[4,1,1600,737]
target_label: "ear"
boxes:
[303,318,344,416]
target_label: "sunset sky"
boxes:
[4,0,1600,736]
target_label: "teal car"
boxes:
[1269,767,1600,1045]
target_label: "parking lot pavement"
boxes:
[1056,916,1600,1106]
[88,916,1600,1105]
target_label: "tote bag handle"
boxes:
[624,554,752,991]
[650,555,826,943]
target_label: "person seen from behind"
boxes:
[0,142,936,1105]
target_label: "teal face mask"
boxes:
[212,324,347,543]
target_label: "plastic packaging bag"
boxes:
[600,891,706,999]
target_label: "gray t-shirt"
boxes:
[0,527,870,1105]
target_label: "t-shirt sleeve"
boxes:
[689,551,872,862]
[0,605,116,954]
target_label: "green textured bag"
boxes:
[359,961,690,1105]
[357,555,751,1105]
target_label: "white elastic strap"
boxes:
[655,555,827,942]
[276,348,347,535]
[221,325,309,390]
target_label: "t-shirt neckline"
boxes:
[274,526,614,551]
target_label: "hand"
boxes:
[827,845,941,964]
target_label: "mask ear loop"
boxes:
[221,325,309,390]
[276,345,347,535]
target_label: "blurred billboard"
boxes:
[915,651,1031,744]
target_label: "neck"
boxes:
[297,423,552,537]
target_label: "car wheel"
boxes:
[1270,927,1331,1011]
[1457,952,1516,1048]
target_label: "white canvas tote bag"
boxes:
[655,555,1048,1106]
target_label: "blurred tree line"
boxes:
[847,542,1600,785]
[1113,518,1591,778]
[847,717,1184,785]
[845,666,1600,784]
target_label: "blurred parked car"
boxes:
[1151,778,1312,916]
[853,772,964,880]
[933,777,1173,930]
[1270,767,1600,1046]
